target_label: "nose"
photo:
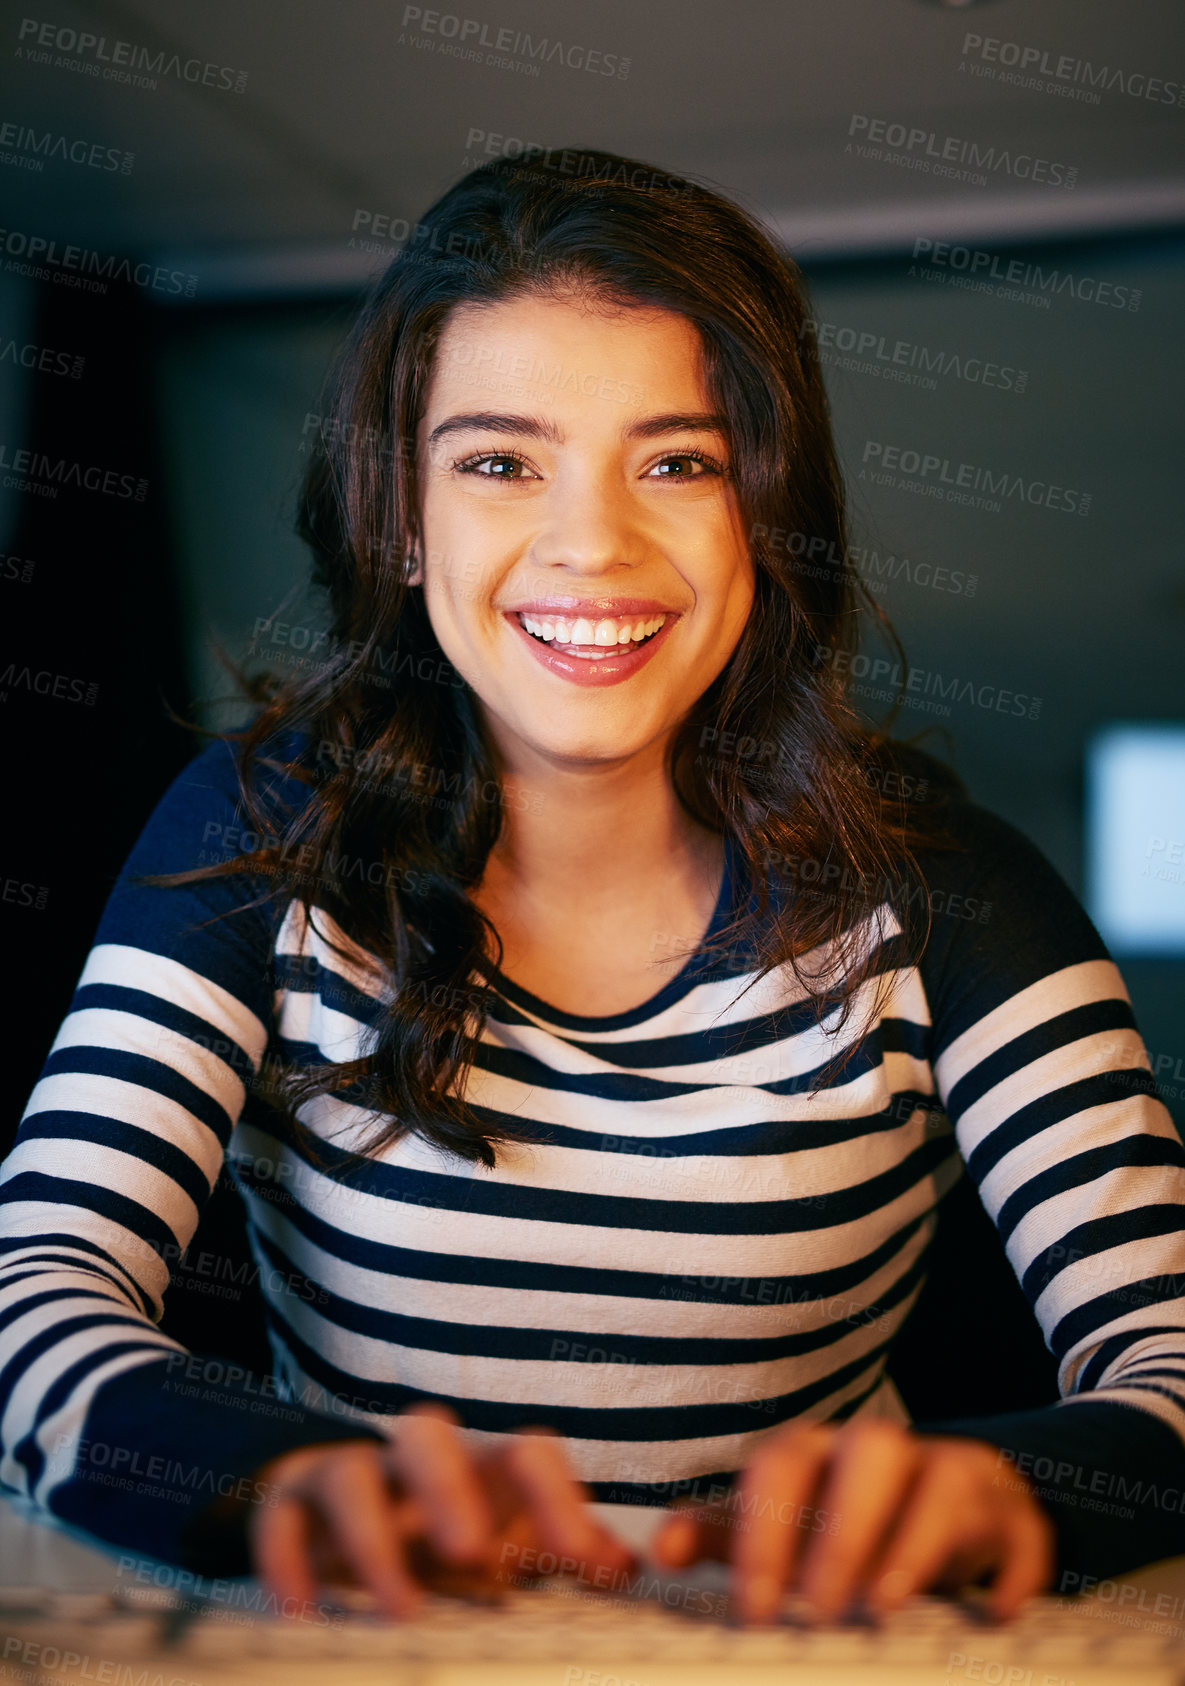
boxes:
[527,466,646,578]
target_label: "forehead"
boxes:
[422,292,709,416]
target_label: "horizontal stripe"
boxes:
[1,734,1183,1572]
[996,1136,1185,1245]
[12,1113,212,1214]
[966,1072,1164,1189]
[25,1047,235,1150]
[947,999,1136,1120]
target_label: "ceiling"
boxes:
[4,0,1184,298]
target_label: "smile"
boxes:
[517,611,666,655]
[504,608,679,687]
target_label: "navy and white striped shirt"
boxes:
[3,733,1185,1575]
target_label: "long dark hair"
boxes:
[154,148,957,1169]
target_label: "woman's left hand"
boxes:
[649,1419,1055,1624]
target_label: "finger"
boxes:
[251,1494,319,1613]
[797,1423,922,1621]
[651,1504,723,1568]
[731,1426,833,1624]
[393,1403,497,1566]
[651,1500,749,1569]
[860,1453,980,1614]
[309,1451,424,1619]
[986,1496,1055,1620]
[501,1429,634,1574]
[390,1491,505,1600]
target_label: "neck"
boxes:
[482,735,723,917]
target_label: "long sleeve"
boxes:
[904,797,1185,1583]
[0,736,383,1568]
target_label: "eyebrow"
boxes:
[425,410,728,446]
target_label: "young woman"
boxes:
[3,148,1184,1628]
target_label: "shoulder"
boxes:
[875,754,1111,1048]
[121,721,320,876]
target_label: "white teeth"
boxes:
[517,611,668,646]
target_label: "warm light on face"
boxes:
[415,293,756,775]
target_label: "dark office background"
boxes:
[3,0,1183,1165]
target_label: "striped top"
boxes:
[3,733,1185,1577]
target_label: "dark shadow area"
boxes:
[2,278,194,1157]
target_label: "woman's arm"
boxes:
[907,796,1185,1583]
[0,736,386,1569]
[653,785,1185,1616]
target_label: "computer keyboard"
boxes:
[0,1574,1182,1686]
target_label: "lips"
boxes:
[504,607,679,688]
[506,598,678,617]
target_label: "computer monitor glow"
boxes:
[1087,725,1185,955]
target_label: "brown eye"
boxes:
[455,451,539,479]
[648,451,723,479]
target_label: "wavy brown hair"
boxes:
[154,148,959,1169]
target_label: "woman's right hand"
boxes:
[249,1402,635,1618]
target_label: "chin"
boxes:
[528,729,655,767]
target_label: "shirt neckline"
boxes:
[479,832,740,1034]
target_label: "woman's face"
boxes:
[415,291,756,773]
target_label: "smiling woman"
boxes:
[3,148,1185,1631]
[232,151,928,1163]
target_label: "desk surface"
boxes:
[2,1492,1184,1685]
